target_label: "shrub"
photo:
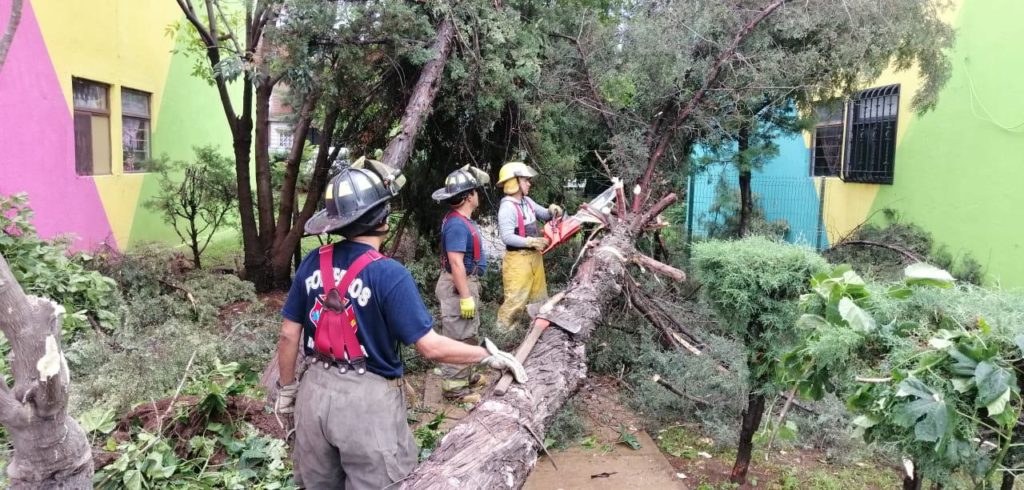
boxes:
[144,146,237,269]
[0,193,120,339]
[691,237,828,481]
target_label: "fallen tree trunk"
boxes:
[0,254,93,488]
[381,16,455,170]
[402,195,686,488]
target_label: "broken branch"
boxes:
[631,253,687,282]
[631,193,677,234]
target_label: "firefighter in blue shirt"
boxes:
[273,158,526,490]
[431,165,492,403]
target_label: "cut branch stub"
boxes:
[0,254,92,488]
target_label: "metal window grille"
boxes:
[843,84,899,184]
[809,102,844,177]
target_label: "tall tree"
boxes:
[174,0,284,290]
[0,253,93,488]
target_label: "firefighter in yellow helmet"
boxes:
[494,162,563,331]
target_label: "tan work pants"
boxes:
[435,272,481,392]
[293,364,416,489]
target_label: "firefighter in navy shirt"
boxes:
[430,165,492,403]
[273,158,526,490]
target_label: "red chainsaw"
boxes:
[541,183,619,255]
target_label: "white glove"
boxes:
[548,204,564,218]
[274,381,299,430]
[480,338,528,383]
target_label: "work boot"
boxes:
[468,373,490,388]
[442,387,481,405]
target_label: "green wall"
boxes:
[128,24,239,246]
[869,0,1024,287]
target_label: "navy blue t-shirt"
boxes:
[441,213,488,276]
[281,241,433,378]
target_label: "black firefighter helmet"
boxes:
[431,165,491,203]
[304,157,406,238]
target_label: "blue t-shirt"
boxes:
[281,241,433,379]
[441,213,488,276]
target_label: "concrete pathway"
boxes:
[525,431,685,490]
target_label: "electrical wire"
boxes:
[963,58,1024,133]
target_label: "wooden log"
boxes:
[402,234,639,488]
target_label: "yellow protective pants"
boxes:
[496,250,548,331]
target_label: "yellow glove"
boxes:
[460,297,476,319]
[525,237,550,251]
[548,204,564,218]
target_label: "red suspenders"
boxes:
[313,244,384,374]
[440,212,481,275]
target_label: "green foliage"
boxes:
[95,418,293,490]
[545,401,587,449]
[691,237,828,351]
[413,411,447,461]
[183,360,260,421]
[779,260,1024,486]
[144,147,237,269]
[89,340,291,489]
[67,250,274,415]
[617,425,642,450]
[0,193,120,339]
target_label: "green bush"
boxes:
[0,193,121,339]
[66,256,274,415]
[825,218,985,285]
[545,401,587,449]
[692,237,828,349]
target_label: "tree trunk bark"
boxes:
[381,16,455,170]
[730,391,766,485]
[1000,472,1014,490]
[254,81,276,252]
[0,254,93,488]
[737,125,752,238]
[0,0,23,73]
[903,467,922,490]
[401,232,634,488]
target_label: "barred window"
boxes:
[811,103,844,177]
[843,85,899,184]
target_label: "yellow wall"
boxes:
[813,0,963,244]
[32,0,184,246]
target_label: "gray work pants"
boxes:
[293,363,417,489]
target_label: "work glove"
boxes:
[460,296,477,319]
[548,204,564,218]
[480,338,528,383]
[525,237,550,251]
[274,380,299,434]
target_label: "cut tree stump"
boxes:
[0,254,93,488]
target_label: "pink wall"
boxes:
[0,0,114,249]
